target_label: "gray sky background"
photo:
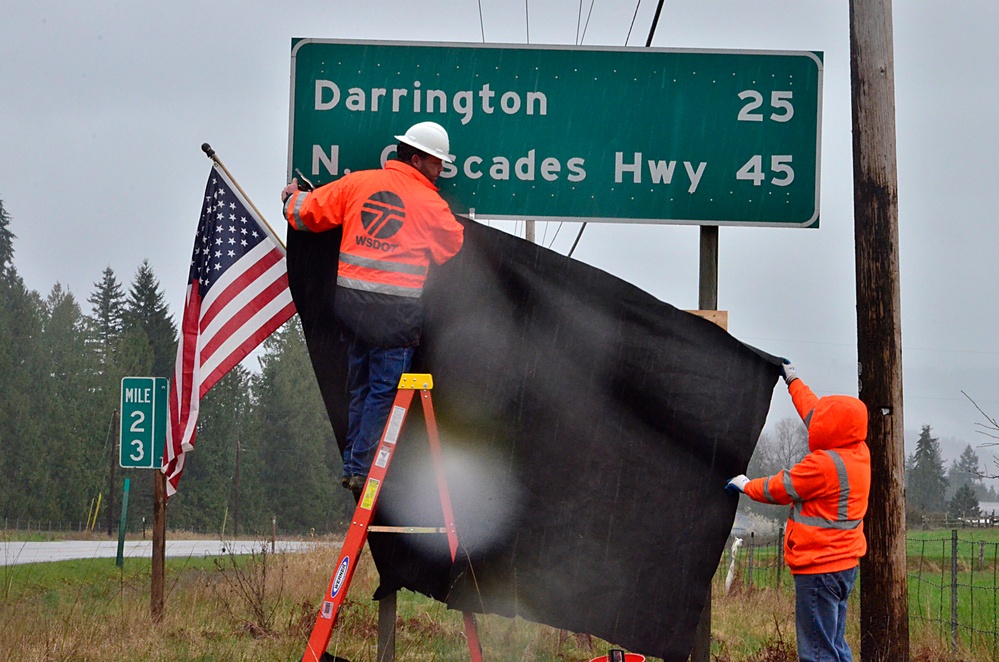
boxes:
[2,1,997,466]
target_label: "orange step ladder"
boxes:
[302,373,483,662]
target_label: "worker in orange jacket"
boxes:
[282,121,465,496]
[726,360,870,662]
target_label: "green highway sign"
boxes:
[119,377,168,469]
[289,39,823,228]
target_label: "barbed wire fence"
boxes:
[719,526,999,661]
[909,530,999,661]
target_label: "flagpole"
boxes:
[201,143,286,250]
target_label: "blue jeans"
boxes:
[794,566,858,662]
[342,338,413,478]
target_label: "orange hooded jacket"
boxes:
[744,379,871,574]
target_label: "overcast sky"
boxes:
[2,1,997,465]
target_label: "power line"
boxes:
[477,0,486,42]
[525,0,530,44]
[579,0,596,44]
[569,0,665,258]
[625,0,642,46]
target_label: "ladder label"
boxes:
[374,447,391,469]
[331,556,351,598]
[360,478,380,510]
[383,406,406,444]
[321,601,334,619]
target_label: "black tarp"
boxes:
[287,217,781,660]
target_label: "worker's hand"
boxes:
[281,178,300,204]
[781,359,798,385]
[725,475,749,495]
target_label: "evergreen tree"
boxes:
[123,260,177,379]
[0,200,50,520]
[253,318,345,533]
[40,284,106,521]
[947,444,983,501]
[168,365,253,534]
[85,267,152,534]
[86,266,126,371]
[0,198,14,275]
[907,425,948,515]
[980,483,999,504]
[948,482,980,520]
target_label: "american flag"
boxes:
[163,165,296,498]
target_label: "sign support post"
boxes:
[115,478,130,567]
[119,376,168,621]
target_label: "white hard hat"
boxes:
[394,121,454,163]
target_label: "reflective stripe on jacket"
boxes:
[744,379,871,575]
[283,160,464,299]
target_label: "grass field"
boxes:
[1,529,996,661]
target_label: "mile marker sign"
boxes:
[119,377,168,469]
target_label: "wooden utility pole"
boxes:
[689,224,719,662]
[849,1,909,660]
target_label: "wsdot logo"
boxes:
[361,191,406,239]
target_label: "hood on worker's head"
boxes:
[806,395,868,452]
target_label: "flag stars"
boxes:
[192,173,273,294]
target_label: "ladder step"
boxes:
[368,525,446,534]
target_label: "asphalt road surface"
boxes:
[0,539,317,566]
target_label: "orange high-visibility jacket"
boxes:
[744,379,871,575]
[283,160,464,299]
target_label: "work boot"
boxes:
[347,474,366,497]
[340,476,350,489]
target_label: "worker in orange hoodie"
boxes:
[282,121,464,497]
[726,360,870,662]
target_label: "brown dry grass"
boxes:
[0,538,992,661]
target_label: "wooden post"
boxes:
[377,591,397,662]
[689,224,719,662]
[234,441,240,537]
[698,226,719,311]
[106,410,118,537]
[151,469,166,622]
[849,0,909,660]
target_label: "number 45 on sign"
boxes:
[119,377,168,469]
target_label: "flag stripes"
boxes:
[164,164,296,497]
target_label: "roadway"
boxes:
[0,539,317,566]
